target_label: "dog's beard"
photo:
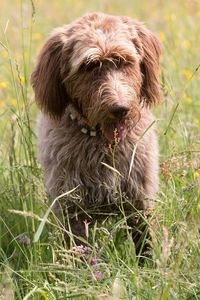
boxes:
[102,121,126,143]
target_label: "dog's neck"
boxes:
[67,103,100,137]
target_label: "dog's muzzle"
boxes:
[102,104,130,144]
[109,105,129,119]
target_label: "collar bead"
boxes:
[69,111,98,137]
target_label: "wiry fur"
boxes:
[31,12,161,242]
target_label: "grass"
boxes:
[0,0,200,299]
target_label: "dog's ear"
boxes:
[31,30,69,118]
[135,23,162,105]
[121,17,162,105]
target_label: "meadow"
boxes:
[0,0,200,299]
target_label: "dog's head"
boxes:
[31,13,161,143]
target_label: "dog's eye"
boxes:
[80,61,101,72]
[112,57,131,69]
[114,57,124,67]
[112,56,133,69]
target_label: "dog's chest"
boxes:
[59,133,145,205]
[38,115,149,205]
[57,128,144,187]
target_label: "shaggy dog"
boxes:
[31,12,161,246]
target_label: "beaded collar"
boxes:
[68,104,100,137]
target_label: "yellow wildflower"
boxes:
[183,94,192,104]
[165,14,176,21]
[194,171,200,179]
[185,96,192,104]
[19,76,25,84]
[0,51,8,59]
[159,31,166,42]
[0,99,5,108]
[11,98,17,107]
[0,81,9,89]
[32,32,43,41]
[181,69,193,80]
[182,40,190,49]
[194,118,199,125]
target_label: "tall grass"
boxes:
[0,0,200,299]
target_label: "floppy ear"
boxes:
[31,30,69,118]
[135,22,162,105]
[121,17,162,105]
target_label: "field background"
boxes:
[0,0,200,299]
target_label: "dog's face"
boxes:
[31,13,161,143]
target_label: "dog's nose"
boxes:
[109,105,129,119]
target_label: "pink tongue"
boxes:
[104,123,125,143]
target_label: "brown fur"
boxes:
[31,12,161,245]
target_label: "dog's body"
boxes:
[31,12,161,242]
[38,107,158,211]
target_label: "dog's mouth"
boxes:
[102,121,126,143]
